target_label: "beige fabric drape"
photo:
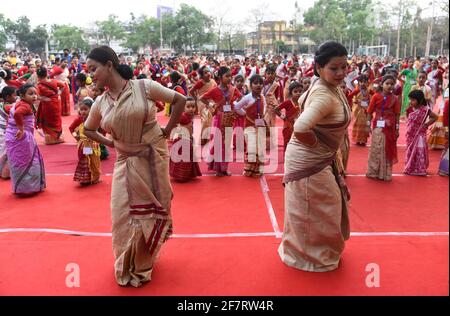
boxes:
[366,128,393,181]
[280,79,351,272]
[85,79,175,287]
[280,166,348,272]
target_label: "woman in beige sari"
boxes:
[84,46,186,288]
[279,42,351,272]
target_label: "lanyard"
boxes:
[220,85,230,104]
[256,98,261,118]
[263,82,273,96]
[380,95,388,117]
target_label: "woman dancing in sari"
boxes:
[36,67,65,144]
[279,42,351,272]
[84,46,186,288]
[5,83,46,195]
[50,58,71,116]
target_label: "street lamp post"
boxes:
[160,13,163,50]
[425,0,435,56]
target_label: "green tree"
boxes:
[0,14,9,50]
[26,25,48,54]
[5,16,32,50]
[125,14,160,52]
[171,4,214,51]
[303,0,347,44]
[96,14,126,46]
[51,24,90,52]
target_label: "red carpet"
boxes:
[0,105,448,296]
[265,175,449,232]
[0,175,274,234]
[0,236,447,295]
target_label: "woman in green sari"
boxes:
[398,58,418,117]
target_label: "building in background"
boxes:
[245,21,315,54]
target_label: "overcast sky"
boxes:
[0,0,437,31]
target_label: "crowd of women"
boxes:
[0,44,448,286]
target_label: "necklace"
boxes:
[107,80,129,104]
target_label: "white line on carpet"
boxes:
[0,228,447,238]
[259,176,282,238]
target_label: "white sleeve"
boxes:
[234,94,252,116]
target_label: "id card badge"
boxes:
[223,104,232,112]
[83,147,93,155]
[360,100,369,107]
[376,120,386,128]
[255,118,266,127]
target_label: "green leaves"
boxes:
[51,25,90,52]
[95,14,126,46]
[0,15,48,52]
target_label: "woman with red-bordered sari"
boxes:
[199,66,241,176]
[50,59,71,116]
[36,67,65,144]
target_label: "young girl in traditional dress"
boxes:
[233,75,248,149]
[5,83,46,195]
[428,84,448,150]
[0,86,16,179]
[234,74,267,177]
[274,81,302,152]
[169,97,202,182]
[404,90,438,176]
[50,58,71,116]
[411,71,432,106]
[36,66,65,144]
[366,75,401,181]
[69,97,101,185]
[199,66,242,176]
[262,65,281,149]
[189,66,217,145]
[75,73,91,109]
[351,75,372,146]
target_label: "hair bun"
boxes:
[116,64,133,80]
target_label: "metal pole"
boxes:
[425,0,435,56]
[160,14,163,50]
[396,0,402,59]
[388,28,391,56]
